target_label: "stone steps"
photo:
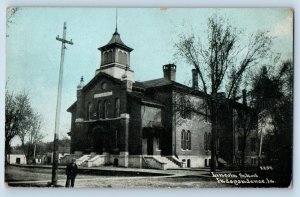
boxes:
[154,156,180,169]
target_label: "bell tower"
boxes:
[96,27,135,82]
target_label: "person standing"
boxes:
[65,158,78,187]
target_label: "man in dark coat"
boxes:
[65,158,78,187]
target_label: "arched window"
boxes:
[104,50,113,64]
[204,132,207,150]
[186,101,192,120]
[118,50,127,65]
[181,130,186,150]
[115,98,120,117]
[179,98,192,120]
[187,130,191,150]
[87,102,92,120]
[97,100,101,119]
[102,100,108,119]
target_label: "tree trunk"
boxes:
[5,140,10,166]
[240,133,247,173]
[210,102,217,172]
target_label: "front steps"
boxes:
[62,153,182,170]
[142,156,181,170]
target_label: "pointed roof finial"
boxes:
[77,76,85,89]
[115,8,118,33]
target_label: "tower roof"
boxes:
[98,30,133,52]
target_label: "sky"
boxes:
[5,8,293,145]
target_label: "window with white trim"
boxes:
[181,130,186,150]
[87,102,92,120]
[187,130,191,150]
[115,98,120,117]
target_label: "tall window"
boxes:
[186,102,192,119]
[181,130,186,150]
[180,101,192,119]
[187,130,191,150]
[205,105,210,122]
[204,132,208,150]
[118,50,127,65]
[204,132,211,151]
[181,130,191,150]
[208,133,211,151]
[97,100,101,119]
[104,50,113,64]
[87,102,92,120]
[180,105,186,119]
[115,130,119,149]
[251,138,256,152]
[115,98,120,117]
[102,100,108,119]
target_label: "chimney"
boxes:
[192,69,199,90]
[163,64,176,81]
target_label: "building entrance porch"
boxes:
[142,127,164,156]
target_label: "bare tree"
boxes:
[174,16,272,172]
[5,90,43,165]
[235,90,257,173]
[18,112,44,163]
[5,91,30,164]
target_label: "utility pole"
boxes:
[50,22,73,186]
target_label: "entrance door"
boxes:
[93,130,105,154]
[147,137,153,155]
[16,158,20,164]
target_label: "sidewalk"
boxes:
[11,164,213,176]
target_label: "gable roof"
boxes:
[10,149,25,155]
[67,101,76,112]
[67,72,122,112]
[82,71,122,92]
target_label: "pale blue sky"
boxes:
[6,8,293,144]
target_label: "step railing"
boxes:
[142,156,166,170]
[166,156,182,168]
[86,155,105,167]
[76,155,91,166]
[141,156,151,169]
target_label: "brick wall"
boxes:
[128,98,142,155]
